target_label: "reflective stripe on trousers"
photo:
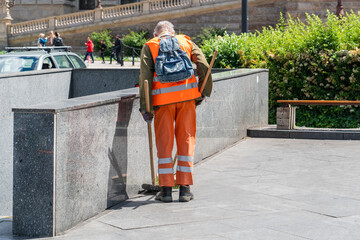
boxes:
[155,100,196,187]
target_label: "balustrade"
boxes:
[199,0,232,4]
[199,0,214,4]
[8,0,236,36]
[102,2,142,20]
[150,0,191,11]
[9,19,48,35]
[56,11,95,27]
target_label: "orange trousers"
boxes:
[154,100,196,187]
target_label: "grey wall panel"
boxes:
[69,68,230,98]
[71,68,140,98]
[0,69,72,217]
[13,112,55,237]
[195,70,268,163]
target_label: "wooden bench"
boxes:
[276,100,360,130]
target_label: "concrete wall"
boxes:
[195,69,268,162]
[13,89,148,236]
[70,68,230,98]
[11,1,77,23]
[0,67,230,217]
[71,68,140,97]
[0,69,72,217]
[12,68,268,237]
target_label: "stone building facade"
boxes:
[10,0,360,25]
[5,0,360,50]
[11,0,139,23]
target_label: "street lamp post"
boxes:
[241,0,248,33]
[336,0,345,17]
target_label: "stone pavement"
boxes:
[2,137,360,240]
[84,60,140,69]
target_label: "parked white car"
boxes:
[0,46,86,73]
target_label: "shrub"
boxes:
[194,26,227,46]
[121,30,149,57]
[201,12,360,128]
[90,30,113,56]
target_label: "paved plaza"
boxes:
[84,60,140,69]
[2,137,360,240]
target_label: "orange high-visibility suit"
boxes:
[139,34,212,187]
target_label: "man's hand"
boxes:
[195,99,203,106]
[142,111,154,123]
[195,96,205,106]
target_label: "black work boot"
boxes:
[155,187,173,202]
[179,185,194,202]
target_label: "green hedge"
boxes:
[122,30,149,57]
[90,30,113,56]
[201,12,360,128]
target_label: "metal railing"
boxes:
[8,0,235,37]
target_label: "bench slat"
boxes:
[277,100,360,106]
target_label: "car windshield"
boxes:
[0,56,38,73]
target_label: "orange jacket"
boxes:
[145,35,201,107]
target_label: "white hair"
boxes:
[153,21,175,37]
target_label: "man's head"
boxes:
[87,37,91,41]
[55,32,59,37]
[153,21,175,37]
[116,34,119,39]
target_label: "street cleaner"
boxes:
[139,21,212,202]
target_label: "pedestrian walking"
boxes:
[100,39,107,64]
[109,42,116,64]
[84,37,94,63]
[37,33,48,47]
[48,31,54,46]
[139,21,213,202]
[115,34,123,66]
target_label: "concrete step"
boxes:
[247,125,360,140]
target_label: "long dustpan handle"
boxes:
[145,80,156,186]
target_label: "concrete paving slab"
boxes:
[2,137,360,240]
[219,228,309,240]
[281,192,360,218]
[265,211,360,240]
[0,222,12,238]
[85,60,140,69]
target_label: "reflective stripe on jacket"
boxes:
[145,35,202,106]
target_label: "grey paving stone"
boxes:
[338,215,360,225]
[219,228,309,240]
[281,192,360,218]
[6,138,360,240]
[265,211,360,240]
[0,222,12,238]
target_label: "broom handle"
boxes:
[172,50,218,168]
[200,50,218,94]
[145,80,156,186]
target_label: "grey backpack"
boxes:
[155,36,194,83]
